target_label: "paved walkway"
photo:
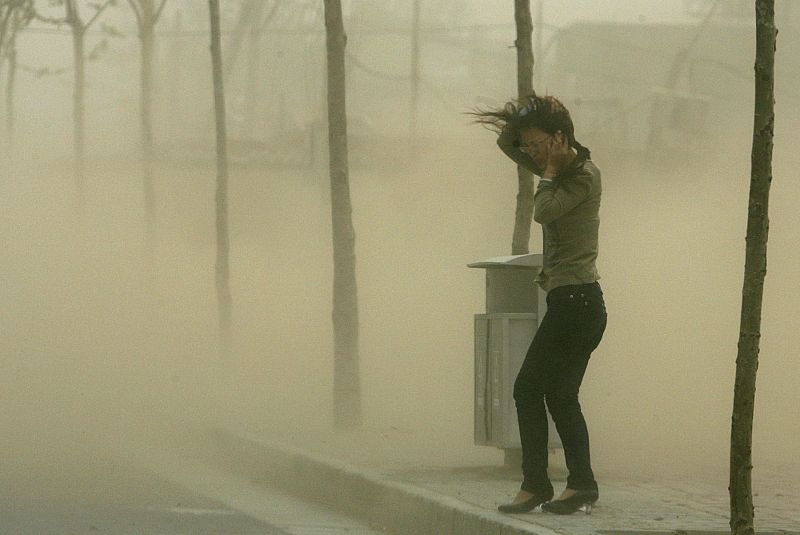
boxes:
[224,426,799,535]
[391,465,798,535]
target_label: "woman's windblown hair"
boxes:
[470,93,590,158]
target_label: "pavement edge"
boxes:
[209,427,561,535]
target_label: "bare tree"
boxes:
[0,0,34,158]
[207,0,231,359]
[126,0,168,253]
[729,2,776,534]
[3,9,18,151]
[59,0,115,220]
[323,0,361,429]
[511,0,534,255]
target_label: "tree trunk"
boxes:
[140,20,156,254]
[729,2,776,535]
[71,19,86,222]
[208,0,232,359]
[244,18,260,139]
[4,34,16,159]
[511,0,534,255]
[323,0,361,430]
[0,6,13,94]
[167,10,182,140]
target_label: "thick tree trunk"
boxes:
[140,22,156,252]
[323,0,361,430]
[208,0,232,359]
[729,2,776,535]
[512,0,534,255]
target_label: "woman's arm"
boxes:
[533,169,594,224]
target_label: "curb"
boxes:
[210,428,561,535]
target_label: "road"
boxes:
[1,441,386,535]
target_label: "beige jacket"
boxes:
[497,129,601,292]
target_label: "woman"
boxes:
[473,94,607,515]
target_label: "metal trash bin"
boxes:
[468,254,561,466]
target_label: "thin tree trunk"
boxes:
[244,19,259,139]
[63,0,112,222]
[208,0,232,359]
[140,22,156,252]
[167,10,182,140]
[729,2,776,535]
[0,8,11,64]
[512,0,534,255]
[0,6,13,96]
[0,4,27,167]
[515,1,534,99]
[409,0,420,139]
[4,33,16,160]
[70,17,87,221]
[323,0,361,430]
[128,0,166,257]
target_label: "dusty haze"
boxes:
[2,0,799,505]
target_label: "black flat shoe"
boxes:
[541,489,599,515]
[497,492,553,514]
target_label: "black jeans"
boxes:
[513,281,607,496]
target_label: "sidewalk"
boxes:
[210,426,799,535]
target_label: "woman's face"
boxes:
[519,127,552,169]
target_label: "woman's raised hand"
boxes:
[543,131,573,178]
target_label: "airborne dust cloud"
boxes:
[1,0,799,505]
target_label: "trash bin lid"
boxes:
[467,253,543,269]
